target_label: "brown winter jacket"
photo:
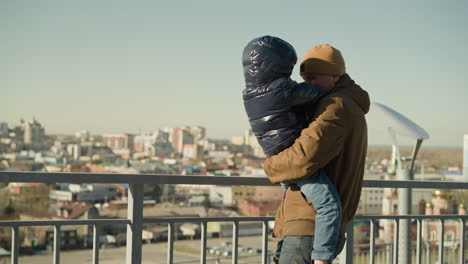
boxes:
[263,74,370,237]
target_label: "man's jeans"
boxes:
[276,235,346,264]
[281,169,342,260]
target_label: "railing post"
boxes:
[126,183,144,264]
[425,242,430,264]
[370,219,375,264]
[416,219,422,264]
[200,222,207,264]
[93,224,100,264]
[54,225,61,264]
[232,221,239,264]
[168,222,175,264]
[397,169,411,264]
[393,220,399,264]
[11,226,19,264]
[438,219,444,264]
[386,243,390,264]
[262,221,269,264]
[339,220,354,264]
[460,219,465,264]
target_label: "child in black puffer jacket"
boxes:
[242,35,342,263]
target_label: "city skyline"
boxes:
[2,1,468,147]
[1,117,465,150]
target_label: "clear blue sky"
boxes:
[2,0,467,147]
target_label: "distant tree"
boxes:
[3,199,15,215]
[202,194,211,209]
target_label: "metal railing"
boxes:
[348,215,468,264]
[0,171,467,264]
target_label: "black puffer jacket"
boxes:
[242,36,324,156]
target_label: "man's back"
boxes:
[264,74,370,237]
[321,74,368,233]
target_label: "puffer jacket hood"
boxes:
[241,36,324,156]
[242,36,297,93]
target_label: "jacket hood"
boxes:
[242,36,297,91]
[334,74,370,114]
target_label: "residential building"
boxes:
[11,121,25,142]
[187,196,206,207]
[244,129,265,158]
[380,183,461,244]
[380,173,433,243]
[419,191,466,247]
[66,144,81,160]
[0,122,8,137]
[155,129,170,143]
[357,188,384,215]
[9,118,50,151]
[23,119,45,145]
[237,199,281,216]
[75,130,91,142]
[188,126,205,145]
[152,142,174,157]
[49,184,119,203]
[133,133,157,153]
[230,136,244,146]
[209,186,256,206]
[252,186,283,202]
[207,150,232,161]
[169,128,194,153]
[19,204,99,249]
[207,222,262,238]
[182,144,202,160]
[101,133,135,151]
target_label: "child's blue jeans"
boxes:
[280,169,342,260]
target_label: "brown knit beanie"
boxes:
[300,44,346,77]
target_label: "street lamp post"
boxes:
[370,103,430,264]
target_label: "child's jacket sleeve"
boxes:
[288,82,324,106]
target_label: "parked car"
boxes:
[242,247,252,252]
[221,241,232,247]
[248,248,262,254]
[209,247,223,255]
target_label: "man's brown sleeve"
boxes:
[263,96,347,183]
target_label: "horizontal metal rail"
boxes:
[0,171,275,185]
[0,219,130,227]
[354,214,468,220]
[0,216,274,264]
[1,171,468,264]
[7,215,464,228]
[2,171,468,189]
[143,216,274,223]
